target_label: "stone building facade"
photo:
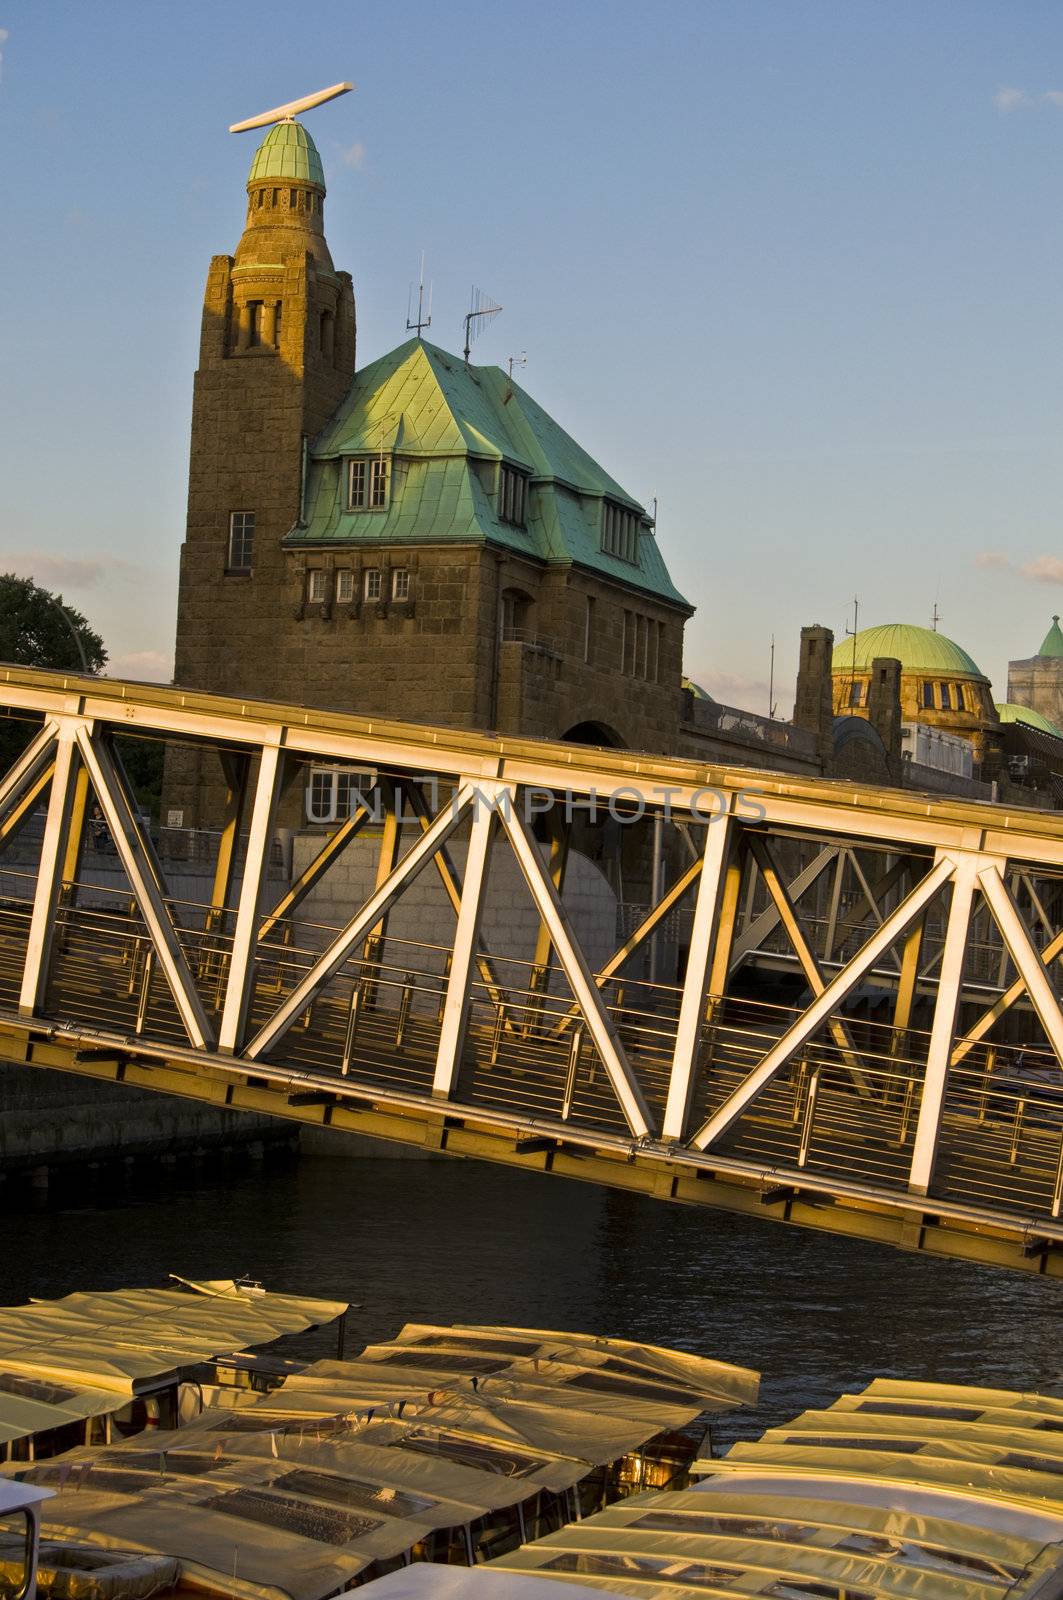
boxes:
[1007,617,1063,733]
[168,117,693,826]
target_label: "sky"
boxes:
[1,0,1062,710]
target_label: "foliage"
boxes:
[0,573,107,673]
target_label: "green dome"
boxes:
[1039,615,1063,658]
[248,121,324,188]
[832,623,985,680]
[995,702,1063,738]
[682,676,713,701]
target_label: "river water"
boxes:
[6,1150,1061,1443]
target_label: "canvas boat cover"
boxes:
[0,1278,347,1446]
[473,1378,1063,1600]
[10,1323,759,1600]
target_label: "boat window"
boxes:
[855,1400,982,1421]
[765,1584,875,1600]
[1034,1418,1063,1433]
[540,1552,741,1588]
[564,1371,699,1406]
[97,1451,236,1476]
[29,1465,154,1496]
[203,1487,381,1546]
[394,1431,548,1477]
[631,1512,816,1541]
[0,1371,78,1406]
[409,1334,540,1356]
[834,1532,1022,1581]
[0,1510,33,1600]
[998,1451,1063,1476]
[370,1350,509,1374]
[272,1470,436,1518]
[781,1435,924,1452]
[209,1413,345,1437]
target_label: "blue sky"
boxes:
[1,0,1062,708]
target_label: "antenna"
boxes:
[229,82,354,134]
[768,634,778,720]
[506,352,527,379]
[845,594,859,709]
[931,600,942,633]
[407,253,433,337]
[463,287,502,364]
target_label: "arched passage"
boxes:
[561,720,626,749]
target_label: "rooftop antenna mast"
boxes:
[768,633,778,720]
[463,286,502,365]
[407,253,433,337]
[931,599,942,633]
[507,352,527,379]
[845,594,859,708]
[228,81,354,133]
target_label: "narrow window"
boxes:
[364,568,382,602]
[638,615,648,678]
[308,570,327,604]
[922,682,934,709]
[392,568,410,602]
[348,461,367,509]
[601,502,639,563]
[498,465,527,527]
[653,620,663,682]
[307,769,337,824]
[289,188,297,208]
[849,680,863,706]
[583,596,595,663]
[274,302,282,345]
[940,683,951,710]
[248,301,263,347]
[227,511,255,573]
[370,458,388,508]
[256,190,264,208]
[955,684,966,711]
[336,570,354,604]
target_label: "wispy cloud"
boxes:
[0,551,147,591]
[992,86,1063,112]
[340,141,365,170]
[104,650,172,683]
[1020,555,1063,585]
[975,550,1010,570]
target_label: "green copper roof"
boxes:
[1039,615,1063,658]
[832,623,986,680]
[248,121,324,188]
[289,338,690,608]
[995,701,1063,738]
[682,676,713,700]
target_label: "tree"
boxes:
[0,573,107,673]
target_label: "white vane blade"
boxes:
[229,82,354,134]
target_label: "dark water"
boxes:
[4,1152,1061,1442]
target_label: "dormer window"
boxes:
[348,458,389,511]
[601,501,640,563]
[498,464,527,527]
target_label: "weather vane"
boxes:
[228,82,354,134]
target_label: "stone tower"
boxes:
[1008,616,1063,731]
[173,120,356,704]
[793,624,834,766]
[165,120,356,828]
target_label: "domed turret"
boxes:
[831,621,996,760]
[237,119,333,271]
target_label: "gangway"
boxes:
[0,666,1062,1275]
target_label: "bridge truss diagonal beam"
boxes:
[218,743,284,1053]
[746,834,870,1093]
[74,724,215,1051]
[691,854,957,1153]
[496,792,653,1140]
[978,862,1063,1069]
[245,785,478,1062]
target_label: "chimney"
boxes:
[868,656,902,780]
[793,625,835,765]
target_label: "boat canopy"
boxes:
[11,1323,759,1600]
[0,1278,347,1445]
[476,1377,1063,1600]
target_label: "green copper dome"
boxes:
[995,702,1063,738]
[832,623,985,680]
[1038,615,1063,658]
[248,121,324,188]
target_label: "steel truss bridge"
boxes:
[2,666,1063,1276]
